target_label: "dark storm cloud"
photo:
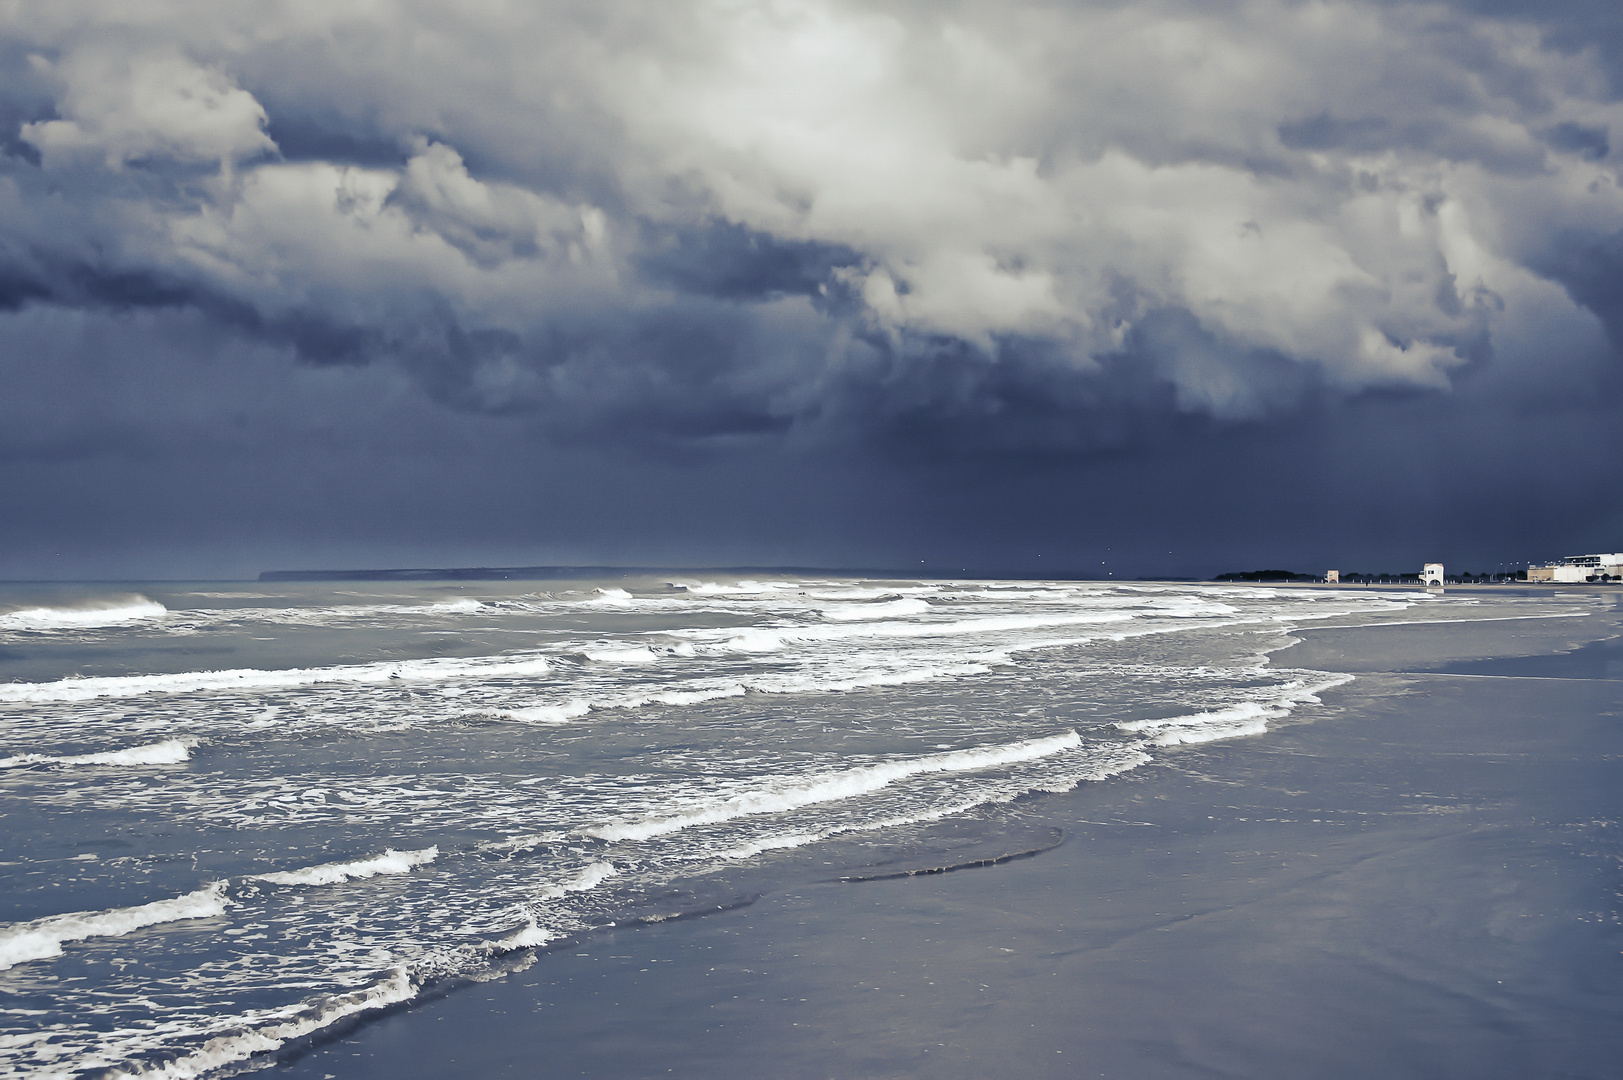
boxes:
[263,116,409,169]
[0,0,1620,577]
[636,220,863,302]
[1414,0,1623,95]
[1544,121,1611,161]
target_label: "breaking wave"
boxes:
[587,731,1083,842]
[0,597,167,631]
[822,597,932,621]
[707,610,1138,654]
[0,654,554,704]
[493,658,990,725]
[105,968,417,1080]
[537,861,618,900]
[1116,674,1355,746]
[0,737,196,769]
[252,847,439,887]
[0,882,230,971]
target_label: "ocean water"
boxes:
[0,575,1564,1078]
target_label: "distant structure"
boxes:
[1325,570,1339,584]
[1527,552,1623,583]
[1212,570,1319,583]
[1421,563,1444,587]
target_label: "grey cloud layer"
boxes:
[4,0,1620,444]
[3,0,1623,581]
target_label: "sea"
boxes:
[0,574,1533,1078]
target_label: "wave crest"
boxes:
[253,847,439,887]
[0,738,197,769]
[0,882,231,971]
[587,731,1083,842]
[0,597,167,631]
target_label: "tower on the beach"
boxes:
[1421,563,1444,586]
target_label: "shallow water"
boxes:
[0,576,1593,1078]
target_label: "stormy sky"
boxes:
[2,0,1621,580]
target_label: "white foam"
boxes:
[478,862,616,953]
[0,598,167,631]
[0,881,230,970]
[490,922,556,950]
[804,586,933,600]
[707,610,1134,654]
[0,653,554,703]
[253,846,438,887]
[769,661,992,694]
[717,628,796,653]
[1116,702,1280,734]
[537,860,617,900]
[421,598,483,613]
[822,598,931,621]
[501,699,594,724]
[1116,673,1355,747]
[714,832,825,860]
[496,682,754,724]
[493,659,983,727]
[0,737,196,769]
[1150,720,1271,745]
[106,967,417,1080]
[481,831,568,854]
[168,596,489,631]
[677,580,795,595]
[712,743,1153,861]
[586,731,1083,842]
[583,646,659,664]
[643,684,750,705]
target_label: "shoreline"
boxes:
[268,595,1623,1080]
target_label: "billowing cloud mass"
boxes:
[1,0,1621,577]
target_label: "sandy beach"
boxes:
[270,589,1623,1080]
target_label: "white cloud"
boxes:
[21,47,273,170]
[3,0,1622,423]
[394,139,601,268]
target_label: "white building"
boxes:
[1325,570,1339,584]
[1421,563,1444,586]
[1527,553,1623,582]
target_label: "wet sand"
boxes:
[281,593,1623,1079]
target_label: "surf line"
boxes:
[584,731,1084,843]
